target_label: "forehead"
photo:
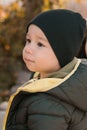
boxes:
[27,25,48,40]
[27,25,43,34]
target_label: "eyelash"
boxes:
[37,42,44,47]
[26,39,31,44]
[26,39,45,47]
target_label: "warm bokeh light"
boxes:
[0,0,16,6]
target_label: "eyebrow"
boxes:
[38,36,47,42]
[26,33,30,38]
[26,33,47,42]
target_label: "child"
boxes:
[3,9,87,130]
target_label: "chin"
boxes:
[26,66,35,72]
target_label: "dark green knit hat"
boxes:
[27,9,86,67]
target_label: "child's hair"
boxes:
[27,9,86,67]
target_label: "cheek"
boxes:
[37,52,51,63]
[37,51,58,66]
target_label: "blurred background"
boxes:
[0,0,87,102]
[0,1,87,129]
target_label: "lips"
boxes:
[24,58,34,63]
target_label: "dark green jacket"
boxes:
[3,59,87,130]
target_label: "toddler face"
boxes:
[23,25,60,78]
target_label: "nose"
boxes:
[24,44,33,54]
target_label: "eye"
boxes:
[37,42,45,47]
[26,39,31,44]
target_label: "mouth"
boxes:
[24,58,34,63]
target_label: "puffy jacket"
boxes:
[3,59,87,130]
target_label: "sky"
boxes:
[0,0,16,6]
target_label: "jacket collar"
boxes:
[34,57,78,79]
[17,58,81,93]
